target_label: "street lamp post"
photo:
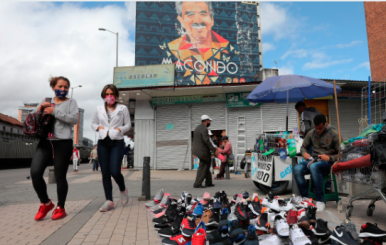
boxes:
[98,28,118,67]
[71,85,82,98]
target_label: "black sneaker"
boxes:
[207,209,220,228]
[248,197,261,216]
[255,212,270,232]
[359,223,386,239]
[218,208,229,238]
[242,191,249,199]
[312,219,331,236]
[213,191,222,203]
[306,206,317,224]
[154,223,170,230]
[244,225,259,245]
[203,199,214,210]
[158,210,185,237]
[207,230,225,244]
[235,201,249,221]
[165,199,178,221]
[184,194,192,208]
[153,215,172,226]
[317,234,332,245]
[228,220,246,244]
[331,226,360,245]
[219,191,229,206]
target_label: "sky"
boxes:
[0,1,370,145]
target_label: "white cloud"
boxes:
[352,61,370,71]
[263,42,276,53]
[303,58,353,70]
[260,3,299,40]
[335,41,362,49]
[278,66,294,75]
[0,2,136,143]
[281,49,308,60]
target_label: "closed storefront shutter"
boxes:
[156,105,190,169]
[262,103,298,132]
[191,102,226,130]
[227,106,261,165]
[303,100,330,123]
[329,100,361,141]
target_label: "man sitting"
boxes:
[293,114,340,211]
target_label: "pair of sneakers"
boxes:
[35,199,66,221]
[99,188,129,212]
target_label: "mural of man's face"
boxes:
[177,2,214,45]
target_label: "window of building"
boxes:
[3,126,5,131]
[11,128,13,133]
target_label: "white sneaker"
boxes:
[261,198,281,211]
[274,215,289,237]
[99,200,114,212]
[120,188,129,206]
[290,224,311,245]
[316,201,325,211]
[259,234,284,245]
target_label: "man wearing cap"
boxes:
[192,115,218,188]
[215,136,232,179]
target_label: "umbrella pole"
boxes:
[286,90,289,132]
[333,80,343,213]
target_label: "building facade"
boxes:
[365,2,386,82]
[18,103,39,123]
[72,108,84,145]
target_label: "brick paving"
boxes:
[1,166,386,244]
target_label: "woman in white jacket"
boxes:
[91,84,131,212]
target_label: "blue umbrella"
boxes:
[247,75,342,131]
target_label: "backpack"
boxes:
[23,108,55,139]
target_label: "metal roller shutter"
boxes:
[329,100,361,141]
[156,105,190,169]
[262,103,298,132]
[191,102,226,130]
[227,106,261,165]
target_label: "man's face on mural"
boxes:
[177,2,214,45]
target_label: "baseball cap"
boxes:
[201,115,212,121]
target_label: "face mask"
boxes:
[206,123,211,128]
[105,95,116,105]
[55,89,68,99]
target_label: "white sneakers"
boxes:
[99,200,114,212]
[120,188,129,206]
[316,201,326,211]
[274,215,289,237]
[290,224,312,245]
[259,234,284,245]
[261,198,294,212]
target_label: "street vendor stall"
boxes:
[247,75,342,194]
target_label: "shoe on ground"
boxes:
[290,224,312,245]
[120,188,129,206]
[259,234,284,245]
[341,219,360,242]
[306,206,317,224]
[315,201,325,212]
[206,184,215,187]
[162,233,191,245]
[207,229,226,243]
[158,209,185,237]
[194,185,206,188]
[151,193,171,212]
[228,219,246,244]
[359,222,386,239]
[242,191,249,199]
[244,224,259,245]
[35,200,54,221]
[99,200,114,212]
[193,203,204,217]
[192,221,207,245]
[217,208,229,238]
[298,216,311,230]
[203,192,211,201]
[274,214,289,237]
[312,218,331,236]
[145,189,164,208]
[248,194,261,216]
[206,210,219,229]
[235,201,249,221]
[51,206,67,220]
[286,209,298,225]
[261,198,281,212]
[331,226,360,245]
[255,212,270,232]
[181,214,196,237]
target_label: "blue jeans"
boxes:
[98,138,126,201]
[92,159,99,170]
[294,160,332,202]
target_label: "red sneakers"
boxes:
[286,209,298,225]
[192,228,207,245]
[35,200,54,221]
[52,206,67,220]
[162,233,191,245]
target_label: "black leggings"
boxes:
[30,139,73,207]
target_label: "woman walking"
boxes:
[31,76,79,221]
[92,84,131,212]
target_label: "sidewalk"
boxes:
[1,167,386,245]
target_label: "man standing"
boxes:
[193,115,218,188]
[215,136,232,180]
[295,101,322,137]
[90,145,98,171]
[293,114,339,211]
